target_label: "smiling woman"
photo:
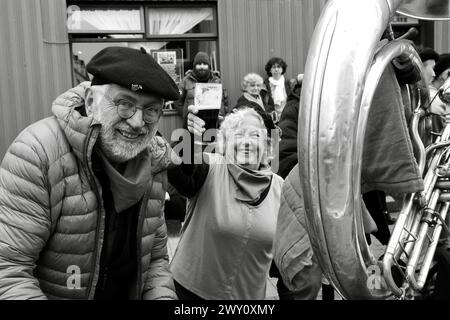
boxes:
[219,108,270,171]
[233,73,276,127]
[167,107,284,300]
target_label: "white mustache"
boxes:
[116,125,148,136]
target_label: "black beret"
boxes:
[434,53,450,78]
[419,47,439,63]
[86,46,180,101]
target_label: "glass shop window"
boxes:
[68,3,219,113]
[146,7,216,36]
[67,6,145,35]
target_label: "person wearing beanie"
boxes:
[416,47,448,134]
[424,52,450,129]
[175,51,228,126]
[0,46,180,300]
[419,47,439,87]
[192,51,212,82]
[432,53,450,89]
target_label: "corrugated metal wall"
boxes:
[0,0,72,158]
[435,21,450,54]
[2,0,450,158]
[218,0,327,107]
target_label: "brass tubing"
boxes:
[435,180,450,190]
[402,205,423,261]
[383,194,415,297]
[439,193,450,202]
[406,190,440,289]
[417,202,450,288]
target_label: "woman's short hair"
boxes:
[241,73,264,91]
[218,107,267,150]
[218,107,278,167]
[220,107,266,137]
[264,57,288,76]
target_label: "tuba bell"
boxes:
[298,0,450,299]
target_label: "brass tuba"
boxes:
[298,0,450,299]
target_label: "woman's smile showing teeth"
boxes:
[239,147,253,154]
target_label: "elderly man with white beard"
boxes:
[0,46,180,300]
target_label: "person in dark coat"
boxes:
[174,51,228,126]
[418,47,444,135]
[271,74,333,300]
[233,72,274,117]
[430,53,450,125]
[277,74,303,179]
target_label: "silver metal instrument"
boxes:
[298,0,450,299]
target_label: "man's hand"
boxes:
[187,105,205,137]
[187,105,206,163]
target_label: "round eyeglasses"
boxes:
[105,95,162,124]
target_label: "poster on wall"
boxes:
[151,49,184,87]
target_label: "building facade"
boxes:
[0,0,448,157]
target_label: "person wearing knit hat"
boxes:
[192,51,212,82]
[417,47,448,130]
[0,46,179,300]
[174,51,228,126]
[433,53,450,89]
[428,52,450,123]
[193,51,211,66]
[419,47,439,86]
[419,47,440,64]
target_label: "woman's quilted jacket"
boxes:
[0,82,176,300]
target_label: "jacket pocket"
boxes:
[278,233,314,291]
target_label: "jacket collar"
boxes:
[52,82,98,161]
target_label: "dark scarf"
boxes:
[98,149,153,213]
[226,162,273,204]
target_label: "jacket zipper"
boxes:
[81,125,154,299]
[135,190,149,300]
[83,126,105,300]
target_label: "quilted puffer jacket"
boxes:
[0,82,176,300]
[273,164,322,298]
